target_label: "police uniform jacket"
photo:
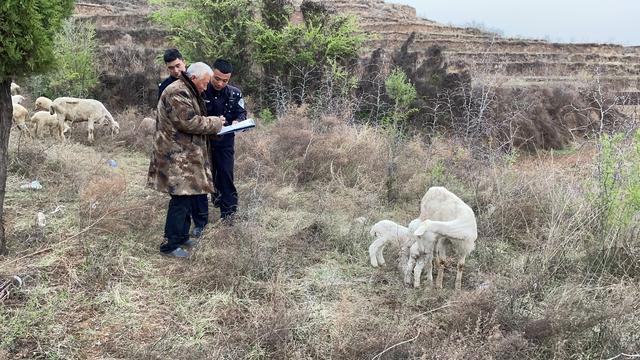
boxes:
[202,83,247,148]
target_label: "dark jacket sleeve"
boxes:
[229,88,247,122]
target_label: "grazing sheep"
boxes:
[12,103,31,137]
[369,218,421,270]
[139,117,157,135]
[50,97,120,142]
[31,111,70,139]
[34,96,53,112]
[11,95,25,105]
[404,187,477,290]
[10,82,20,95]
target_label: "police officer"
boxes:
[158,48,186,98]
[201,59,247,224]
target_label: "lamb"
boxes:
[34,96,53,112]
[49,97,120,142]
[369,218,421,270]
[404,186,477,290]
[10,82,20,95]
[11,95,25,105]
[31,111,70,139]
[12,103,31,137]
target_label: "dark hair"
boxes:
[163,48,183,63]
[213,59,233,74]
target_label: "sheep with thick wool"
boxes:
[10,82,20,95]
[50,97,120,142]
[31,111,70,139]
[369,218,422,271]
[12,103,31,137]
[12,95,25,105]
[34,96,53,112]
[404,186,477,290]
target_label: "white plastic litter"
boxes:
[20,180,42,190]
[35,212,46,227]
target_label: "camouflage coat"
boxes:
[147,73,224,195]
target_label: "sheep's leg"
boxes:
[398,245,410,273]
[455,255,466,291]
[377,242,387,267]
[87,117,96,142]
[404,253,418,286]
[435,239,446,289]
[413,255,426,288]
[425,251,434,287]
[369,236,387,267]
[35,121,44,139]
[57,116,66,142]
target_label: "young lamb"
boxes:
[404,186,477,290]
[369,218,421,271]
[11,82,20,95]
[11,95,25,105]
[12,103,31,137]
[31,111,70,139]
[50,97,120,142]
[34,96,53,112]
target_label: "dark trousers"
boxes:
[190,194,208,229]
[161,194,195,253]
[210,145,238,219]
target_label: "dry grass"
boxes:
[1,106,639,359]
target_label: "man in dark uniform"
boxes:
[201,59,247,224]
[158,49,209,238]
[158,48,186,98]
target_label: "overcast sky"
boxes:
[385,0,640,46]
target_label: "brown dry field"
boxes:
[1,106,639,359]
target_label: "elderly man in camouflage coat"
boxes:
[148,62,225,258]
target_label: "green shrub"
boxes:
[29,18,99,98]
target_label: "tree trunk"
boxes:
[0,79,12,255]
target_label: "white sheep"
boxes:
[11,95,25,105]
[369,218,422,271]
[31,111,70,139]
[10,82,20,95]
[12,103,31,137]
[49,97,120,142]
[34,96,53,112]
[138,117,157,135]
[404,186,477,290]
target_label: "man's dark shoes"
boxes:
[161,247,190,258]
[190,226,205,238]
[182,238,198,248]
[221,216,235,227]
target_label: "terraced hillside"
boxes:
[76,0,640,109]
[75,1,168,109]
[297,0,640,93]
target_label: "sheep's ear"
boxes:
[414,223,428,236]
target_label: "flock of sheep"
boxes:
[10,82,120,142]
[369,186,478,290]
